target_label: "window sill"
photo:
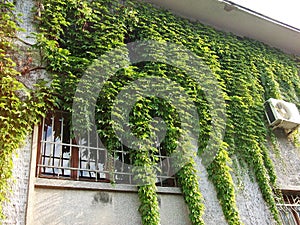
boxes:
[34,177,183,195]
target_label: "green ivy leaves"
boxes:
[207,147,241,225]
[34,0,300,224]
[0,2,55,220]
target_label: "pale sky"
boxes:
[230,0,300,29]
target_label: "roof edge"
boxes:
[220,0,300,33]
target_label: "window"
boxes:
[277,191,300,225]
[36,111,178,187]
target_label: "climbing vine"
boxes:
[2,0,299,224]
[34,0,300,224]
[0,1,55,219]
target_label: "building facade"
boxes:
[1,0,300,224]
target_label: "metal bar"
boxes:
[37,164,111,173]
[58,116,64,177]
[50,116,55,175]
[96,133,99,182]
[40,140,106,151]
[69,132,72,174]
[277,204,300,207]
[87,129,92,178]
[40,117,46,174]
[78,144,81,180]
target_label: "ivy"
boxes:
[0,1,55,220]
[7,0,299,224]
[177,162,205,225]
[207,146,241,225]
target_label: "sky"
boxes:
[230,0,300,29]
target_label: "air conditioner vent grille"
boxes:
[275,102,291,120]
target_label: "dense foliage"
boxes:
[0,1,54,219]
[2,0,300,224]
[35,0,300,224]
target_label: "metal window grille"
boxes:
[37,111,178,187]
[277,193,300,225]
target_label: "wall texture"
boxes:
[270,129,300,189]
[1,137,32,225]
[234,173,275,225]
[26,187,193,225]
[195,157,275,225]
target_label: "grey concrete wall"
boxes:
[16,0,36,45]
[269,129,300,189]
[28,188,142,225]
[1,132,278,225]
[195,157,227,225]
[26,187,191,225]
[195,157,275,225]
[1,137,32,225]
[234,173,275,225]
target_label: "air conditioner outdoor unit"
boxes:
[264,98,300,132]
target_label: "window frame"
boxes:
[35,111,179,188]
[277,190,300,225]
